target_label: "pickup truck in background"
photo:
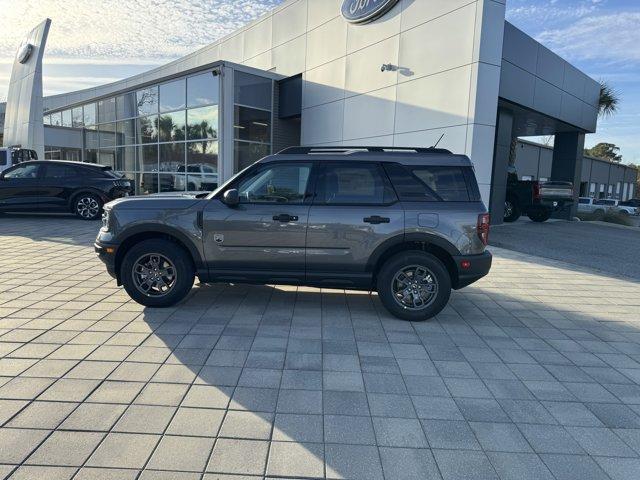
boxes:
[0,147,38,173]
[504,166,574,223]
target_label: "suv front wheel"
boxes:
[121,239,195,307]
[377,251,452,322]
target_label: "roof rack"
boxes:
[277,146,452,155]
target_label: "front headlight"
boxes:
[101,209,111,231]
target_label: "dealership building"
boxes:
[1,0,637,222]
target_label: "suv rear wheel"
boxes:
[121,239,194,307]
[503,198,521,222]
[377,251,451,322]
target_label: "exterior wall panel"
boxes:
[500,22,599,132]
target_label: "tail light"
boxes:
[477,213,490,246]
[532,181,541,201]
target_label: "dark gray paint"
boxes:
[97,151,490,291]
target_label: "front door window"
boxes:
[237,163,312,204]
[4,164,40,179]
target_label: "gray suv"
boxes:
[95,147,492,321]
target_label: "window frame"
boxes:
[313,161,398,207]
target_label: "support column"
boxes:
[551,132,585,219]
[488,108,515,225]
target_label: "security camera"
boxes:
[381,63,396,72]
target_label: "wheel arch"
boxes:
[114,226,202,284]
[368,234,459,288]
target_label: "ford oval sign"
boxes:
[342,0,400,24]
[17,42,33,64]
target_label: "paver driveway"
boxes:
[1,214,640,480]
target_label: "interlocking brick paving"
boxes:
[1,214,639,479]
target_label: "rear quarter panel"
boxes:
[402,201,488,255]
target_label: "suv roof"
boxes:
[266,146,472,167]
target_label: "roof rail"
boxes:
[277,146,452,155]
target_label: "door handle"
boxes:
[273,214,298,222]
[363,216,391,224]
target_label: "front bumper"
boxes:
[94,241,118,279]
[452,251,492,289]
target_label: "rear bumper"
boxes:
[94,241,118,279]
[535,198,573,211]
[452,251,492,289]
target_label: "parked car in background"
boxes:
[0,147,38,173]
[504,166,574,222]
[96,146,492,322]
[578,198,639,216]
[620,198,640,208]
[611,200,639,216]
[0,160,132,220]
[173,164,218,191]
[578,197,605,214]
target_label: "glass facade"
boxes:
[234,71,272,171]
[43,67,275,195]
[43,70,221,194]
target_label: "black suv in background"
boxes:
[0,160,132,220]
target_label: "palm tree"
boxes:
[598,80,620,117]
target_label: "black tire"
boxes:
[528,208,552,223]
[73,193,102,220]
[376,251,452,322]
[503,198,521,223]
[120,239,195,307]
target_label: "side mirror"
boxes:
[222,188,239,206]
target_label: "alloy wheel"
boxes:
[132,253,177,297]
[391,264,439,310]
[76,196,100,219]
[504,200,514,218]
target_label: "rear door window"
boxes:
[384,163,476,202]
[316,163,396,205]
[43,164,78,178]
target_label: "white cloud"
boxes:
[0,0,283,62]
[0,0,284,98]
[537,12,640,66]
[506,0,602,25]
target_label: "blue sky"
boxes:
[506,0,640,164]
[0,0,638,163]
